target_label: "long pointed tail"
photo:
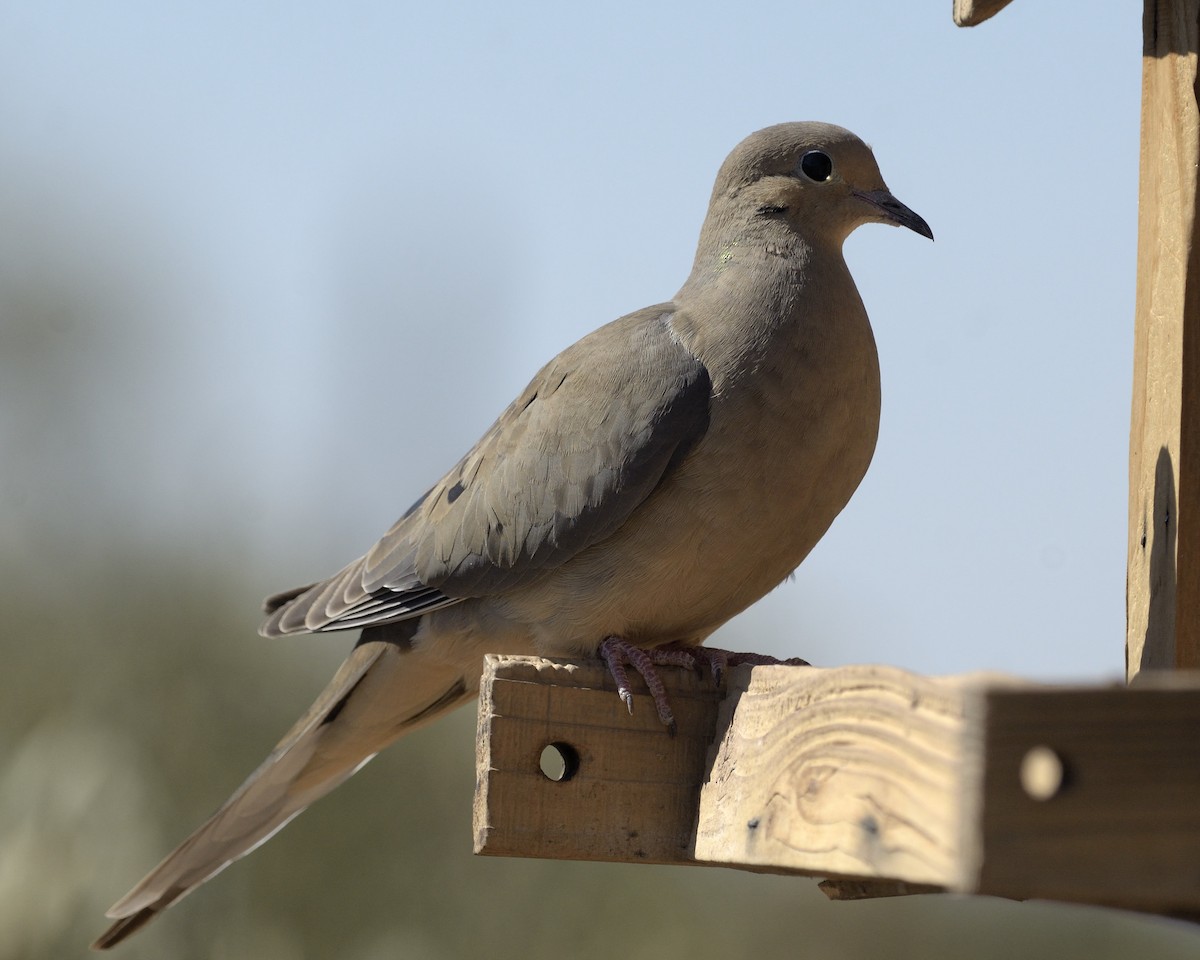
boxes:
[92,632,473,950]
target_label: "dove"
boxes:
[93,121,931,949]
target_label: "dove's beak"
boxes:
[853,189,934,240]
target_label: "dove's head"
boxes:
[706,122,932,247]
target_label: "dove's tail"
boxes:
[92,625,473,950]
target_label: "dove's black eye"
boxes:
[799,150,833,183]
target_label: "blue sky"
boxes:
[2,2,1141,678]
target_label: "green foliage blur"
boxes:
[2,173,1198,960]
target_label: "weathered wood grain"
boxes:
[693,664,1006,890]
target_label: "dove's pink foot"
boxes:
[598,638,810,734]
[598,637,696,733]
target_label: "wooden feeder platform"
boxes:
[474,657,1200,919]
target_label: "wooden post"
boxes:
[1128,0,1200,678]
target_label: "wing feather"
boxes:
[260,305,710,637]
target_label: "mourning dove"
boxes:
[93,121,931,949]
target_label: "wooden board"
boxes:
[473,654,722,864]
[475,657,1200,916]
[1128,0,1200,675]
[976,679,1200,911]
[692,664,1006,890]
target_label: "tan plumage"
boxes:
[94,121,930,949]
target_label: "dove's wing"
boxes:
[261,304,711,636]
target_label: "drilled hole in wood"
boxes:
[539,742,580,782]
[1020,745,1066,801]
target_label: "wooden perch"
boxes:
[474,655,1200,917]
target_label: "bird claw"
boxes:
[598,638,810,735]
[599,637,678,730]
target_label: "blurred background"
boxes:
[4,2,1197,958]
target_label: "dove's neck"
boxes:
[671,225,865,393]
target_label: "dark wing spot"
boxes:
[402,488,432,519]
[447,481,465,503]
